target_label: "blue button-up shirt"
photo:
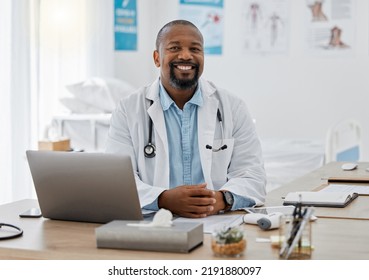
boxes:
[160,83,205,187]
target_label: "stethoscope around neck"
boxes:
[144,101,227,158]
[144,109,156,158]
[205,109,228,152]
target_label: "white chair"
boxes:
[325,119,362,163]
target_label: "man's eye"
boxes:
[169,46,180,51]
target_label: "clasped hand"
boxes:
[158,183,225,218]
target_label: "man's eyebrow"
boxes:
[191,41,203,46]
[167,41,181,45]
[166,41,203,46]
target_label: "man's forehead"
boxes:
[161,24,203,43]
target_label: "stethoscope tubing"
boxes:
[144,101,227,158]
[0,223,23,240]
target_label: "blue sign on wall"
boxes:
[179,0,224,55]
[114,0,137,51]
[180,0,223,8]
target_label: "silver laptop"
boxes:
[26,150,143,223]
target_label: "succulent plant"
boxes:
[214,226,244,244]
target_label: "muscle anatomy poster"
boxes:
[241,0,290,55]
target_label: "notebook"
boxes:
[26,150,143,223]
[283,191,358,208]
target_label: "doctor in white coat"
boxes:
[106,20,266,218]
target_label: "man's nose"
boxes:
[178,48,193,60]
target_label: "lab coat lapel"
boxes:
[147,81,170,187]
[198,81,218,189]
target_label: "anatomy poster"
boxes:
[179,0,224,55]
[241,0,290,55]
[303,0,356,56]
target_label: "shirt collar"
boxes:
[159,81,203,111]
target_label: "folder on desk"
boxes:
[283,191,358,208]
[328,176,369,183]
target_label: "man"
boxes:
[106,20,266,218]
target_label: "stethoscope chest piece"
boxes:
[144,143,156,158]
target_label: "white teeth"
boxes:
[177,65,192,70]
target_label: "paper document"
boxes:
[242,206,295,215]
[175,214,244,234]
[320,184,369,195]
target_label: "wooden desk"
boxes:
[1,199,369,259]
[266,162,369,220]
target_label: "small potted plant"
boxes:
[211,226,246,257]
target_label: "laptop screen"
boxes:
[26,151,143,223]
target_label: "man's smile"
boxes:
[171,62,198,72]
[176,65,193,71]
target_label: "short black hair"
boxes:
[155,20,202,50]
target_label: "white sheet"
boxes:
[52,114,111,152]
[261,138,325,192]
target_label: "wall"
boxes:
[114,0,369,160]
[113,0,158,87]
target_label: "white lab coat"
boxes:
[106,78,266,208]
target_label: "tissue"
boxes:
[127,208,173,227]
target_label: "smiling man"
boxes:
[106,20,266,218]
[154,21,204,108]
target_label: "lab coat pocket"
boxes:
[210,138,234,187]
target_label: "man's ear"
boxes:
[153,50,160,67]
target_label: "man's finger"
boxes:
[188,196,216,206]
[187,188,215,198]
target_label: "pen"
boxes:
[279,219,301,258]
[284,207,314,259]
[279,202,302,257]
[285,205,303,251]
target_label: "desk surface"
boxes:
[266,162,369,220]
[0,163,369,260]
[1,162,369,260]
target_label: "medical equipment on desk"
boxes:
[243,212,283,230]
[0,223,23,240]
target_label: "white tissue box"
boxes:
[95,220,203,253]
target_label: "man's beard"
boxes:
[169,63,199,90]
